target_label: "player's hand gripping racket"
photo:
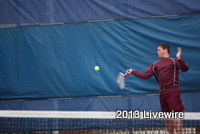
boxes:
[117,72,126,89]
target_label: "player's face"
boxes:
[157,47,166,58]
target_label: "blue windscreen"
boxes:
[0,14,200,99]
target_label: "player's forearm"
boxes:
[178,59,189,72]
[131,70,151,79]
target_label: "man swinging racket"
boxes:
[126,43,189,134]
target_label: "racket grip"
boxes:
[119,72,126,76]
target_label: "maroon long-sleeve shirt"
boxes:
[131,57,189,94]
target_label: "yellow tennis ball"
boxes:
[94,66,100,71]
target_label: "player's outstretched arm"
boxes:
[125,66,154,79]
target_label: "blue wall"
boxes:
[0,1,200,99]
[0,14,200,99]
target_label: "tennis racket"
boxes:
[117,72,126,89]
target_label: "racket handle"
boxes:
[119,72,125,76]
[120,72,127,77]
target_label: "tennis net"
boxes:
[0,110,200,134]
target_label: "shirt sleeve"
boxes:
[176,59,189,72]
[131,64,154,79]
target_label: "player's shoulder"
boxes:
[150,60,160,68]
[153,59,161,64]
[169,57,179,63]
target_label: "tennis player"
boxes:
[126,43,189,134]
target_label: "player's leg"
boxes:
[168,91,184,134]
[166,119,174,134]
[166,119,182,134]
[160,94,175,133]
[174,119,183,134]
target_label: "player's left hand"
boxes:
[176,47,182,59]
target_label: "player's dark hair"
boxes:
[158,43,170,53]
